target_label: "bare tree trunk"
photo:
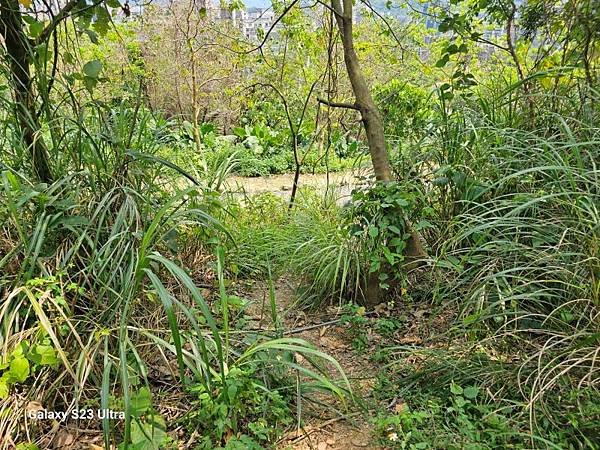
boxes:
[329,0,427,305]
[330,0,427,279]
[0,0,53,182]
[331,0,391,182]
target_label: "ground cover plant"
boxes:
[0,0,598,448]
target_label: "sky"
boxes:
[244,0,270,6]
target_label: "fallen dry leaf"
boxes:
[397,336,422,344]
[374,303,388,314]
[50,419,60,433]
[25,400,44,414]
[319,336,346,350]
[52,429,74,448]
[394,401,406,414]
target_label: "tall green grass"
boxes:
[381,92,600,446]
[0,97,352,447]
[221,186,369,307]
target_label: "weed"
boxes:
[372,383,526,449]
[185,366,292,448]
[340,303,370,352]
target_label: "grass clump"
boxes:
[366,102,600,448]
[0,139,351,449]
[220,187,369,306]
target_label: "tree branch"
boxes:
[359,0,407,53]
[36,0,106,47]
[317,97,359,110]
[36,0,80,45]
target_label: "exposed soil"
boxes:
[224,170,368,204]
[10,173,447,450]
[241,275,455,450]
[13,275,447,450]
[244,280,382,450]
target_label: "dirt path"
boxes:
[225,170,385,449]
[224,170,369,205]
[245,281,384,450]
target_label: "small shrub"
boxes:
[185,366,293,449]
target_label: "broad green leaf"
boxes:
[415,220,433,231]
[463,386,479,399]
[227,383,238,400]
[84,77,98,93]
[11,341,28,357]
[450,383,463,395]
[455,396,467,407]
[84,29,99,44]
[130,414,167,450]
[388,225,401,234]
[29,345,58,366]
[130,387,152,417]
[368,226,379,238]
[15,444,39,450]
[0,379,8,399]
[9,356,30,383]
[28,20,44,38]
[435,54,450,68]
[92,6,110,35]
[63,51,75,65]
[446,44,458,54]
[83,60,103,79]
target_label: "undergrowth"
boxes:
[0,104,352,448]
[220,91,600,448]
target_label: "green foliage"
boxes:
[347,180,431,289]
[372,382,526,449]
[374,344,600,449]
[117,388,170,450]
[376,96,600,448]
[375,316,405,338]
[186,366,292,449]
[286,193,366,305]
[1,0,600,447]
[340,303,370,352]
[220,188,366,305]
[14,444,39,450]
[0,338,58,399]
[219,192,290,278]
[154,120,356,178]
[375,81,432,142]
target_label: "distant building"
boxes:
[233,7,276,41]
[199,0,276,41]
